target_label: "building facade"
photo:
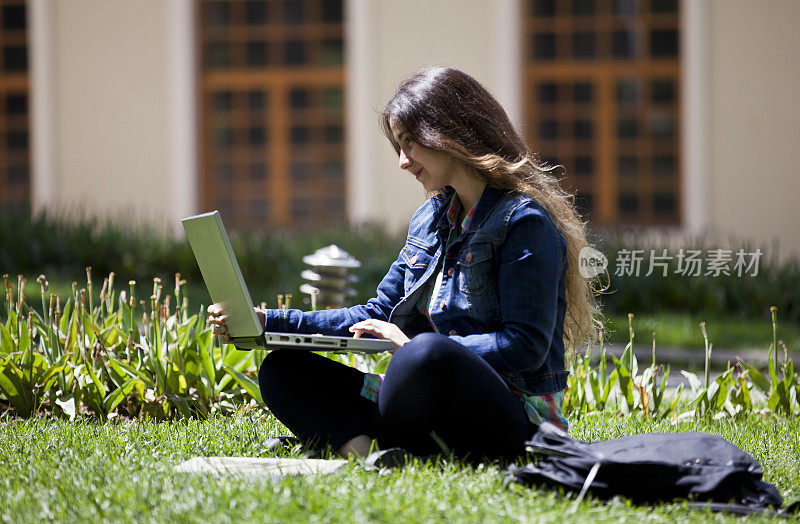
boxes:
[1,0,799,257]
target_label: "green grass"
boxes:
[602,312,800,352]
[1,411,798,522]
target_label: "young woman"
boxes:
[208,67,596,462]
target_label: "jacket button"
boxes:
[447,267,454,277]
[409,253,418,265]
[465,252,472,263]
[448,329,458,336]
[440,300,447,311]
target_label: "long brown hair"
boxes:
[381,67,598,350]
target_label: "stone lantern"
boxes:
[299,245,360,309]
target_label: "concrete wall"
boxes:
[707,0,800,258]
[346,0,521,233]
[30,0,196,229]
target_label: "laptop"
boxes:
[181,211,392,353]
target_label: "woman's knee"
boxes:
[259,349,294,378]
[392,332,455,375]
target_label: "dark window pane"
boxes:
[291,161,310,180]
[533,33,556,60]
[8,166,28,185]
[651,29,678,57]
[617,118,638,139]
[613,0,637,15]
[324,125,343,143]
[249,91,266,111]
[2,5,26,30]
[573,0,594,16]
[618,193,638,214]
[204,2,229,27]
[206,42,230,68]
[3,46,27,72]
[292,198,310,217]
[324,161,343,179]
[651,0,678,14]
[574,120,593,139]
[575,156,593,175]
[218,199,234,221]
[5,94,27,115]
[322,0,343,23]
[651,114,675,138]
[285,41,305,65]
[323,87,343,109]
[616,79,639,104]
[573,82,593,103]
[651,79,675,102]
[539,120,558,139]
[534,0,556,16]
[249,126,266,145]
[246,41,268,66]
[284,0,304,24]
[653,155,674,174]
[213,127,233,147]
[250,198,268,220]
[250,162,267,180]
[537,83,558,104]
[289,88,309,109]
[212,91,233,111]
[653,192,675,214]
[7,131,28,150]
[321,39,344,66]
[246,1,268,24]
[613,30,636,58]
[290,126,309,144]
[215,163,234,182]
[325,198,343,215]
[618,156,638,176]
[572,32,595,59]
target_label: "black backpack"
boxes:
[506,421,798,516]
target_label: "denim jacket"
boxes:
[265,185,569,395]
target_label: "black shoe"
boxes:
[364,448,414,469]
[262,436,303,454]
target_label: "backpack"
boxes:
[506,421,797,515]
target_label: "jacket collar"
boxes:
[433,185,507,234]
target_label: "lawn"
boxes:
[1,411,798,522]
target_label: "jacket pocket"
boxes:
[402,245,433,293]
[457,241,494,295]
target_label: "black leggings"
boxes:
[258,332,534,460]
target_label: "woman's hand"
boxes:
[349,319,410,352]
[207,303,266,344]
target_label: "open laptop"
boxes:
[181,211,392,353]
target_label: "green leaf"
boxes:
[681,370,702,394]
[221,364,263,404]
[601,369,618,404]
[0,322,15,354]
[170,394,194,419]
[587,370,601,408]
[611,355,634,410]
[741,362,770,393]
[103,378,141,413]
[106,355,155,389]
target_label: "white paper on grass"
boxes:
[175,457,348,477]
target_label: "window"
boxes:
[0,0,28,209]
[200,0,346,229]
[525,0,680,225]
